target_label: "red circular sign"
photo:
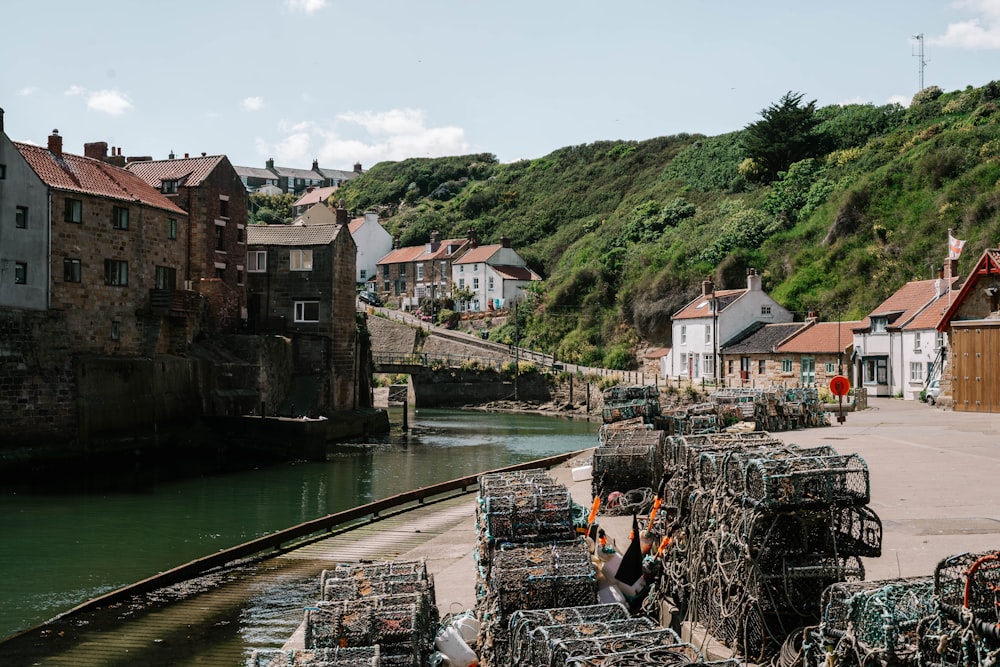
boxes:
[829,375,851,397]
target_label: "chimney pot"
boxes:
[312,159,319,171]
[702,278,714,297]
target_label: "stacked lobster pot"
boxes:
[601,385,661,426]
[504,602,721,667]
[803,577,936,667]
[248,646,381,666]
[653,431,882,662]
[753,387,827,431]
[474,470,597,666]
[918,550,1000,667]
[660,402,721,436]
[591,426,666,516]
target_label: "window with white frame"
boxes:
[910,362,924,382]
[247,251,267,272]
[703,353,714,377]
[826,362,836,373]
[937,331,945,349]
[680,325,687,345]
[488,276,494,291]
[416,263,424,280]
[679,352,687,367]
[871,317,887,334]
[705,326,711,343]
[473,277,479,289]
[781,359,793,373]
[290,249,313,271]
[360,269,367,281]
[294,301,319,322]
[913,332,922,350]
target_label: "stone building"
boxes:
[245,206,359,413]
[376,231,475,310]
[720,322,806,387]
[125,153,249,332]
[774,320,859,388]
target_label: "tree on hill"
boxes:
[740,91,821,182]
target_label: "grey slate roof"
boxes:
[246,224,342,246]
[721,322,806,354]
[235,165,278,180]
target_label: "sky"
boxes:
[3,1,1000,172]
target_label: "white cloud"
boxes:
[17,86,39,97]
[932,0,1000,48]
[257,108,470,166]
[242,96,264,112]
[887,94,911,108]
[285,0,327,14]
[64,85,86,97]
[87,89,133,115]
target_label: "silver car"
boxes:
[926,379,941,405]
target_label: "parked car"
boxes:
[925,379,941,405]
[358,290,382,307]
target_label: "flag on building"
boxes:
[949,233,966,260]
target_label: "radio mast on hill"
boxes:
[912,33,928,91]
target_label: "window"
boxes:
[679,352,687,368]
[913,332,922,350]
[215,224,226,251]
[219,198,229,218]
[110,321,121,341]
[758,359,766,374]
[398,264,406,277]
[473,278,479,290]
[680,325,687,345]
[162,180,177,194]
[703,354,714,377]
[290,249,313,271]
[14,262,27,284]
[382,265,390,278]
[247,250,267,272]
[294,301,319,322]
[826,362,836,374]
[112,206,129,230]
[167,218,177,240]
[488,277,494,290]
[800,357,816,385]
[64,258,82,283]
[65,199,82,223]
[360,269,367,281]
[864,357,888,385]
[761,305,772,316]
[155,266,176,290]
[15,206,27,229]
[459,278,465,289]
[705,326,712,343]
[104,259,128,286]
[236,268,244,286]
[781,359,793,373]
[416,263,424,281]
[936,331,945,349]
[0,164,6,179]
[214,267,225,279]
[727,359,734,374]
[460,265,465,273]
[871,317,887,334]
[910,362,924,382]
[236,225,245,244]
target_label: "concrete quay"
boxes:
[409,396,1000,631]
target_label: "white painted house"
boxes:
[852,277,953,399]
[348,212,393,286]
[452,237,541,312]
[667,269,793,381]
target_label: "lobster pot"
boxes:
[304,601,430,666]
[720,444,835,495]
[478,469,555,495]
[934,550,1000,615]
[546,629,690,666]
[818,577,935,658]
[756,555,865,616]
[599,424,665,450]
[507,603,630,662]
[602,398,661,424]
[321,572,435,604]
[566,644,709,666]
[591,444,660,501]
[249,646,381,666]
[321,559,428,588]
[479,486,575,544]
[743,453,870,510]
[517,618,657,666]
[485,541,597,619]
[602,385,659,402]
[303,603,376,649]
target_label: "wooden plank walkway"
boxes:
[0,494,478,667]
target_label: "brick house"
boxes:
[774,319,860,388]
[720,322,806,386]
[14,130,191,356]
[667,269,793,381]
[935,248,1000,411]
[125,153,249,332]
[451,236,541,312]
[375,231,475,310]
[245,207,359,412]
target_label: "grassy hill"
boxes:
[335,82,1000,369]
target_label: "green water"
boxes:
[0,408,597,641]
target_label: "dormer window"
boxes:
[162,180,178,194]
[871,317,888,334]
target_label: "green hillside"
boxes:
[337,83,1000,369]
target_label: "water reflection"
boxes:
[0,408,597,640]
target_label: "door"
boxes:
[800,357,815,385]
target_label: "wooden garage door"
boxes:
[951,323,1000,412]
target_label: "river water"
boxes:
[0,408,597,641]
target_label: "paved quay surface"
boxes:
[417,397,1000,617]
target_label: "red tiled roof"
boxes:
[492,265,541,281]
[777,320,862,354]
[16,142,187,215]
[125,155,226,188]
[377,239,469,265]
[348,218,365,235]
[672,289,744,320]
[454,244,502,264]
[903,288,956,330]
[869,279,939,323]
[643,347,671,359]
[292,186,339,208]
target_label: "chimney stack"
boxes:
[0,107,5,133]
[500,235,511,249]
[806,310,819,322]
[467,228,478,248]
[48,129,62,156]
[746,267,762,292]
[312,159,319,172]
[266,157,275,172]
[354,162,362,173]
[84,141,108,161]
[335,199,348,226]
[701,276,714,297]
